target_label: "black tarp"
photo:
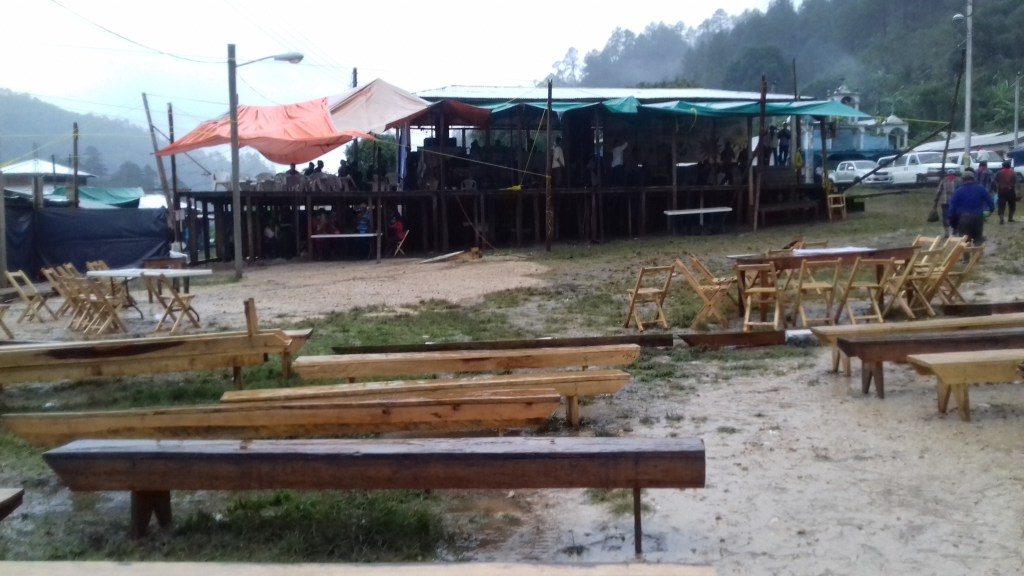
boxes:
[4,205,169,276]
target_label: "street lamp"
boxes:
[228,44,303,280]
[953,2,973,161]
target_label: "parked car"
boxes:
[927,150,1016,183]
[828,160,893,187]
[878,151,946,185]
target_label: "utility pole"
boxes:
[142,93,174,233]
[168,103,181,244]
[0,171,7,287]
[1014,72,1020,150]
[71,122,79,207]
[963,0,973,157]
[545,79,553,252]
[350,67,359,178]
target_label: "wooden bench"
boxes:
[2,390,560,448]
[836,328,1024,398]
[0,487,24,522]
[680,330,786,350]
[294,345,642,381]
[0,328,311,389]
[942,301,1024,317]
[330,333,672,355]
[221,369,630,426]
[757,200,818,227]
[664,207,732,234]
[810,312,1024,374]
[43,437,706,553]
[0,562,716,575]
[907,349,1024,421]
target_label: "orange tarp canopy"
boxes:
[157,97,372,165]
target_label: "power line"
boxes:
[47,0,221,64]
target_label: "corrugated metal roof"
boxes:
[414,85,798,103]
[915,132,1015,152]
[0,158,94,178]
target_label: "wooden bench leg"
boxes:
[860,361,885,399]
[937,382,952,414]
[233,366,243,390]
[131,490,171,538]
[633,485,643,556]
[566,395,581,428]
[955,385,971,422]
[281,351,292,380]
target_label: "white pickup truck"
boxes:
[877,151,946,185]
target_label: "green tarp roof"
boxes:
[51,186,145,208]
[643,99,870,119]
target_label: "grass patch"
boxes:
[584,489,651,517]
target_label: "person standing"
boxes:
[768,125,780,165]
[777,125,791,165]
[948,168,995,244]
[719,141,735,185]
[611,139,628,186]
[933,169,960,237]
[551,136,566,187]
[976,160,994,193]
[994,159,1018,224]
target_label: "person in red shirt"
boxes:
[994,160,1018,224]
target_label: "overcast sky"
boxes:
[5,0,774,170]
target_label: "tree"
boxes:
[108,161,145,187]
[141,165,158,190]
[550,48,583,86]
[722,46,790,92]
[347,135,397,183]
[80,145,107,179]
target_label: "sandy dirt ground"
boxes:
[3,251,1024,575]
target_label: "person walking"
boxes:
[994,159,1018,224]
[932,169,960,237]
[948,168,995,244]
[551,136,566,187]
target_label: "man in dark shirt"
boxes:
[949,169,995,244]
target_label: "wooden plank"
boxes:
[942,302,1024,317]
[679,330,785,349]
[419,250,464,264]
[330,334,671,354]
[810,312,1024,347]
[294,344,641,381]
[0,487,24,522]
[0,353,268,385]
[222,370,630,404]
[43,437,706,492]
[3,393,561,448]
[0,562,716,576]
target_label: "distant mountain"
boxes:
[0,89,271,191]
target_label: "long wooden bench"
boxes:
[0,487,23,522]
[43,437,706,553]
[836,328,1024,398]
[294,344,641,381]
[942,301,1024,316]
[330,333,672,354]
[907,349,1024,421]
[0,562,716,575]
[757,200,818,227]
[0,328,312,389]
[810,312,1024,374]
[3,391,560,448]
[222,370,630,427]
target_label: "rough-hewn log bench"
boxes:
[4,391,560,448]
[330,333,672,355]
[294,344,641,427]
[836,328,1024,398]
[810,312,1024,374]
[0,328,311,389]
[0,488,24,522]
[44,437,706,553]
[0,561,716,575]
[679,329,786,350]
[907,348,1024,421]
[222,370,630,427]
[941,301,1024,317]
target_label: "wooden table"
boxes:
[86,268,212,319]
[310,233,381,263]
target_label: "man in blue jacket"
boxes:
[949,168,995,244]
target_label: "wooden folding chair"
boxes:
[909,243,965,317]
[827,193,847,220]
[623,265,675,332]
[881,250,923,320]
[394,229,410,257]
[736,263,784,332]
[66,277,126,335]
[0,304,13,339]
[145,274,201,333]
[791,258,842,327]
[41,267,78,319]
[674,259,731,329]
[936,245,984,305]
[5,270,56,324]
[833,257,894,325]
[687,254,738,304]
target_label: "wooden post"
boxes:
[142,93,174,233]
[32,176,43,210]
[819,117,829,201]
[545,79,553,252]
[633,485,643,555]
[671,121,678,211]
[753,76,768,230]
[167,103,181,244]
[71,123,79,207]
[791,58,802,185]
[745,116,754,224]
[201,201,211,262]
[0,171,6,287]
[244,298,258,337]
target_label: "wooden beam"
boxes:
[809,312,1024,348]
[0,563,715,576]
[221,369,630,405]
[941,302,1024,317]
[330,334,671,355]
[294,344,641,381]
[0,488,24,522]
[679,330,785,350]
[4,392,562,447]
